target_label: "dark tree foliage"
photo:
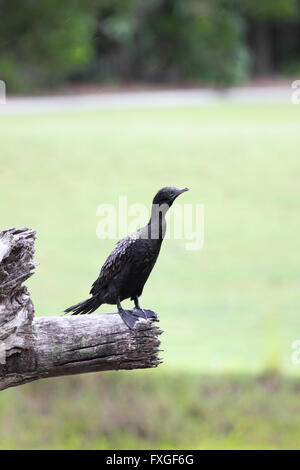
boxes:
[89,0,250,85]
[0,0,95,91]
[0,0,300,91]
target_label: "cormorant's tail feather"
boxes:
[64,295,102,315]
[65,298,139,329]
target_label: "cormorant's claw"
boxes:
[133,307,147,319]
[118,307,159,329]
[133,308,158,321]
[144,309,158,321]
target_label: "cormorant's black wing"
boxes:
[90,235,137,295]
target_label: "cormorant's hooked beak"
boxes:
[173,187,189,201]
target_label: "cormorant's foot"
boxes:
[118,309,138,329]
[133,307,158,321]
[144,309,158,320]
[133,307,148,319]
[119,307,158,328]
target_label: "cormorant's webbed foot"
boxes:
[117,298,158,328]
[133,306,148,319]
[132,307,157,320]
[133,296,158,321]
[119,309,138,329]
[144,309,158,320]
[117,297,138,329]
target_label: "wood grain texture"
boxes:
[0,228,162,391]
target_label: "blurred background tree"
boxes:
[0,0,96,92]
[1,0,300,92]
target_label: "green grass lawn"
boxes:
[1,104,300,374]
[2,370,300,450]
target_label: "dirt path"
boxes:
[0,84,293,115]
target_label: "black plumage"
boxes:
[64,186,188,328]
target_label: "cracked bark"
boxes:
[0,228,162,391]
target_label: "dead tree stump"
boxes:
[0,228,162,391]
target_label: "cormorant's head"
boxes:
[152,186,189,208]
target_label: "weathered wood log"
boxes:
[0,228,162,391]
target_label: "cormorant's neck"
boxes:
[148,203,169,240]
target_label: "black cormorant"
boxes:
[64,186,188,328]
